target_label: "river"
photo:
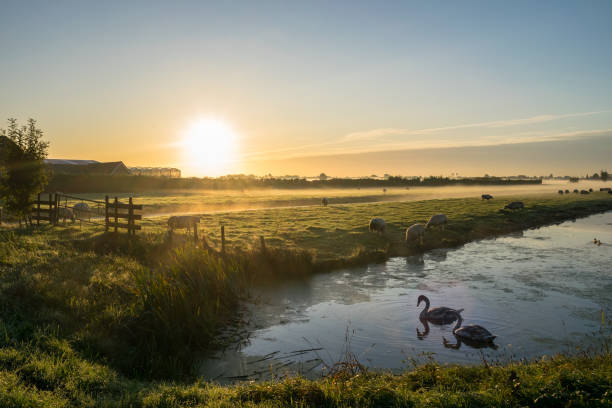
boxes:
[199,212,612,382]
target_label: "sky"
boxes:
[1,0,612,177]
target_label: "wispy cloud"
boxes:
[240,110,612,161]
[342,110,611,141]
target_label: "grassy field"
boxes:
[138,192,612,266]
[50,180,609,215]
[1,192,612,406]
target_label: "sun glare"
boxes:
[182,118,238,175]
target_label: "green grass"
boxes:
[1,192,612,406]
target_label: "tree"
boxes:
[0,118,49,226]
[319,172,328,181]
[601,170,609,182]
[592,172,600,179]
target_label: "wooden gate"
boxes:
[32,193,57,225]
[105,196,142,235]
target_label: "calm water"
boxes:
[199,212,612,382]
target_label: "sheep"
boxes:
[504,201,524,210]
[73,202,90,221]
[426,214,447,230]
[168,215,200,233]
[406,223,425,245]
[580,190,590,195]
[57,207,75,224]
[321,197,329,206]
[481,194,493,200]
[369,217,386,234]
[558,190,564,195]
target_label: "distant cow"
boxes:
[504,201,524,210]
[369,218,386,234]
[481,194,493,200]
[168,215,200,233]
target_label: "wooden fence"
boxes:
[104,196,142,235]
[30,193,142,235]
[32,193,57,225]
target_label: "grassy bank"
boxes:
[0,340,611,407]
[1,193,612,406]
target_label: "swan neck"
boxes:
[453,314,462,332]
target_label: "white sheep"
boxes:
[73,202,90,221]
[426,214,447,230]
[406,223,425,245]
[57,207,75,224]
[168,215,200,233]
[369,217,386,234]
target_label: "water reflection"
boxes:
[442,336,499,350]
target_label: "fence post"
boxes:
[128,197,134,236]
[54,193,59,225]
[221,225,225,253]
[0,207,2,226]
[260,235,266,252]
[48,193,53,225]
[37,193,41,226]
[105,196,109,232]
[193,223,198,242]
[114,197,118,233]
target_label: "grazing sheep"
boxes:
[406,224,425,245]
[369,217,386,234]
[580,190,590,195]
[57,207,75,223]
[558,190,564,195]
[504,201,524,210]
[426,214,448,230]
[481,194,493,200]
[73,202,90,221]
[565,189,570,194]
[168,215,200,233]
[321,197,329,206]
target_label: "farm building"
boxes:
[45,159,131,176]
[129,167,181,178]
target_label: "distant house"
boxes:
[45,159,131,176]
[129,167,181,178]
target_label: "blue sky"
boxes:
[1,0,611,176]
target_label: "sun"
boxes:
[182,118,238,175]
